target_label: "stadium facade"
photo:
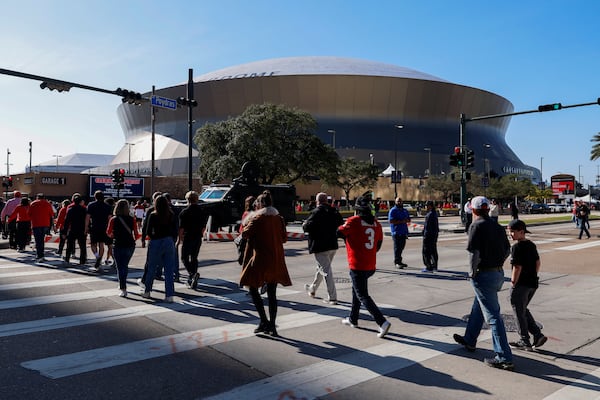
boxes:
[112,56,540,182]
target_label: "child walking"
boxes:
[507,219,548,351]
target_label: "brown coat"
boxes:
[240,207,292,288]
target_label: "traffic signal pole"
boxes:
[458,97,600,227]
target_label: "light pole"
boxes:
[483,144,491,195]
[125,142,135,174]
[369,153,374,165]
[540,156,544,187]
[28,141,32,173]
[394,125,404,198]
[327,129,336,149]
[6,148,11,177]
[423,147,431,176]
[52,155,61,173]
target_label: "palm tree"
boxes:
[590,132,600,160]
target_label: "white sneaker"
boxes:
[119,290,127,298]
[164,296,174,303]
[304,283,315,298]
[137,278,145,290]
[378,320,391,338]
[341,317,357,328]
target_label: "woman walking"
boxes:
[143,195,177,302]
[240,191,291,336]
[107,199,139,297]
[8,197,31,252]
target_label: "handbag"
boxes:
[234,234,246,265]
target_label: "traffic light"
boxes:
[538,103,562,112]
[118,168,126,184]
[7,177,13,187]
[111,169,119,183]
[40,81,72,92]
[449,146,463,167]
[116,88,143,105]
[466,149,475,168]
[177,96,198,107]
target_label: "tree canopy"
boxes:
[195,103,338,184]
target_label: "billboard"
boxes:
[551,174,575,197]
[89,175,144,198]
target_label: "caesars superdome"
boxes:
[114,56,540,181]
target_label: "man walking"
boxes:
[453,196,514,370]
[1,191,22,249]
[338,196,391,338]
[303,192,344,304]
[388,197,410,269]
[85,190,113,271]
[421,201,439,272]
[178,190,209,289]
[29,193,55,262]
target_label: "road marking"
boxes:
[203,326,493,400]
[0,269,63,278]
[0,288,298,338]
[556,241,600,251]
[21,306,345,378]
[543,366,600,399]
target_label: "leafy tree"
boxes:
[590,132,600,161]
[328,157,380,202]
[195,103,338,184]
[525,187,554,203]
[486,174,536,203]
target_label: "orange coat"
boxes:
[240,207,291,288]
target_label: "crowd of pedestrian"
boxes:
[0,188,573,372]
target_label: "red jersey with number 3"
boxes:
[338,215,383,271]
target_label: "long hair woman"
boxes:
[107,199,139,297]
[143,195,177,302]
[240,191,291,336]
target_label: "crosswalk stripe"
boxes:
[203,326,494,400]
[1,287,298,338]
[21,306,344,379]
[0,269,61,278]
[542,366,600,400]
[556,241,600,251]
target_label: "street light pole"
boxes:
[394,125,404,199]
[125,142,135,174]
[28,141,32,173]
[327,129,336,149]
[6,149,10,177]
[52,154,61,173]
[483,144,491,196]
[423,147,431,176]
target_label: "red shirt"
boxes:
[338,215,383,271]
[29,199,55,228]
[8,205,30,223]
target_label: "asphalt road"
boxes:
[0,219,599,399]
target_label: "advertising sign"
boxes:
[89,175,144,198]
[551,174,575,197]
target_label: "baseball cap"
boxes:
[354,196,371,211]
[470,196,489,209]
[508,219,531,233]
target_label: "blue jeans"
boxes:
[32,226,47,258]
[392,234,407,265]
[113,246,135,290]
[145,237,176,297]
[348,269,385,326]
[464,270,513,362]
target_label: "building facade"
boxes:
[111,56,540,183]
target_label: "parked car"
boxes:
[547,203,567,213]
[528,203,551,214]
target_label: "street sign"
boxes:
[151,95,177,111]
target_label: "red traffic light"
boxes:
[119,168,125,175]
[454,146,461,154]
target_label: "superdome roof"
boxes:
[193,56,450,84]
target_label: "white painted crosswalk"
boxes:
[2,239,599,399]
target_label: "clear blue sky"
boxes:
[1,1,599,185]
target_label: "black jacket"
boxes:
[302,204,343,254]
